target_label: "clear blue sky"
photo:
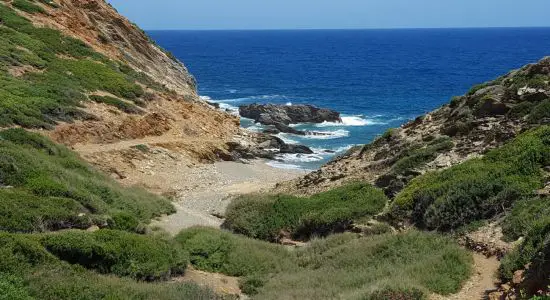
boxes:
[107,0,550,30]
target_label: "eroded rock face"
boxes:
[25,0,197,97]
[240,104,342,125]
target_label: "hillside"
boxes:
[278,56,550,196]
[1,0,241,164]
[270,56,550,298]
[2,0,550,299]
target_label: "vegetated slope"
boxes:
[0,0,239,157]
[175,227,472,300]
[0,230,218,300]
[274,57,550,298]
[223,182,388,241]
[0,128,174,233]
[278,56,550,197]
[389,126,550,298]
[0,1,241,298]
[0,129,223,298]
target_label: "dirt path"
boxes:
[72,135,306,234]
[173,267,243,298]
[431,253,500,300]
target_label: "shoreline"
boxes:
[152,159,308,234]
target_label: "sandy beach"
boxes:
[151,160,307,234]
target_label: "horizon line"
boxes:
[145,25,550,32]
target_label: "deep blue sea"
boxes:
[149,28,550,170]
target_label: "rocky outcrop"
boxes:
[239,103,341,134]
[24,0,196,97]
[276,57,550,196]
[223,132,313,161]
[241,103,340,124]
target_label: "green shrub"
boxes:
[0,231,214,300]
[239,275,267,296]
[508,101,535,119]
[224,183,388,241]
[500,221,550,281]
[254,231,471,299]
[41,230,188,281]
[502,196,550,241]
[392,126,550,231]
[132,144,149,153]
[391,137,453,174]
[0,274,34,300]
[507,74,550,91]
[175,227,295,277]
[12,0,45,14]
[109,212,140,232]
[0,233,53,274]
[467,82,491,95]
[173,228,471,299]
[89,95,143,114]
[528,99,550,124]
[381,128,397,140]
[0,189,91,232]
[25,264,217,300]
[0,128,174,233]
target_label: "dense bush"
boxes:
[499,196,550,295]
[528,99,550,124]
[0,128,174,233]
[253,231,471,299]
[0,274,33,300]
[499,222,550,288]
[173,228,471,299]
[0,231,215,300]
[41,230,188,281]
[224,182,388,241]
[0,233,53,274]
[175,227,295,277]
[392,126,550,231]
[502,196,550,241]
[391,136,453,174]
[25,264,217,300]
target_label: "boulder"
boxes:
[273,122,306,135]
[263,127,280,134]
[475,97,510,117]
[239,103,341,125]
[280,144,314,154]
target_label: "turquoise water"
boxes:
[150,28,550,170]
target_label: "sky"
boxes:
[107,0,550,30]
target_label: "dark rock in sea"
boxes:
[273,123,306,135]
[280,144,314,154]
[263,127,280,134]
[225,132,314,161]
[239,103,342,125]
[205,101,220,109]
